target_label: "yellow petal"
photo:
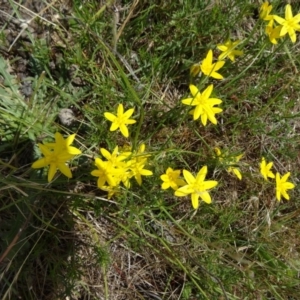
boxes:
[140,169,153,176]
[189,85,200,97]
[206,49,213,63]
[232,168,242,180]
[48,163,57,182]
[202,180,218,190]
[110,123,119,131]
[104,112,117,121]
[91,169,102,177]
[182,97,197,106]
[123,108,135,118]
[125,119,136,125]
[201,113,208,126]
[160,174,169,181]
[200,191,212,204]
[31,158,48,169]
[217,44,228,52]
[202,84,214,99]
[211,72,224,80]
[161,182,170,190]
[100,148,111,159]
[191,193,200,209]
[117,104,124,115]
[183,170,195,185]
[196,166,207,182]
[175,186,191,196]
[213,60,225,71]
[120,124,129,137]
[66,134,76,146]
[285,4,292,20]
[68,146,81,155]
[58,163,72,178]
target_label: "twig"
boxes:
[0,214,31,264]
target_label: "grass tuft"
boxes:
[1,0,300,299]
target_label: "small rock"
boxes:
[58,108,75,126]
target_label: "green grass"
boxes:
[1,0,300,299]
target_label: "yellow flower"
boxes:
[91,146,131,189]
[190,63,201,77]
[260,157,275,181]
[91,158,121,188]
[275,172,295,201]
[227,165,242,180]
[91,144,152,194]
[265,20,282,44]
[160,168,186,190]
[104,104,136,138]
[215,147,243,180]
[31,132,81,182]
[273,4,300,43]
[182,84,222,126]
[175,166,218,209]
[200,50,225,79]
[260,2,273,21]
[100,185,120,199]
[129,159,153,185]
[126,144,153,185]
[217,39,243,62]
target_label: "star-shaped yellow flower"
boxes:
[104,104,136,138]
[275,172,295,201]
[175,166,218,209]
[31,132,81,182]
[91,158,121,188]
[260,2,274,21]
[260,157,275,181]
[265,20,282,44]
[160,168,186,190]
[129,159,153,186]
[217,39,243,62]
[182,84,222,126]
[273,4,300,43]
[200,49,225,79]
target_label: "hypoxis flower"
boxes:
[127,143,153,185]
[215,147,243,180]
[91,158,120,188]
[200,49,225,79]
[175,166,218,209]
[260,2,274,21]
[160,168,186,190]
[273,4,300,43]
[104,104,136,138]
[129,160,152,185]
[91,146,129,189]
[260,157,275,181]
[265,20,282,44]
[31,132,82,182]
[190,63,201,77]
[275,172,295,201]
[217,39,243,62]
[91,144,153,193]
[182,84,222,126]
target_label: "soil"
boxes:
[0,0,72,99]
